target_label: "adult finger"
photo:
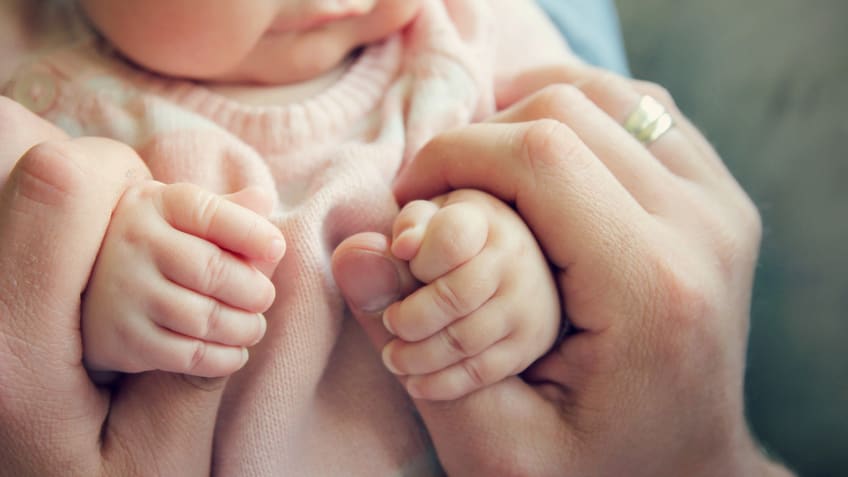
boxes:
[572,69,723,183]
[101,372,228,476]
[0,138,150,380]
[502,64,723,183]
[493,83,678,213]
[0,97,69,187]
[0,135,235,475]
[395,121,653,329]
[0,137,149,473]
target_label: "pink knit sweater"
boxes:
[2,0,575,474]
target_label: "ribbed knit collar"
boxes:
[45,34,403,154]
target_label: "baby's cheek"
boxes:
[80,0,266,79]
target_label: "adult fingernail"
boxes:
[337,251,401,314]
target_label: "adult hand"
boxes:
[0,97,235,476]
[333,67,793,476]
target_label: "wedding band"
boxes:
[623,95,675,145]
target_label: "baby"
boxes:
[3,0,573,473]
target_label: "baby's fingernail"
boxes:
[382,308,396,335]
[392,225,425,257]
[266,237,285,262]
[252,314,267,345]
[381,343,402,375]
[405,378,423,399]
[240,348,250,368]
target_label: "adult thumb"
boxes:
[332,232,556,476]
[331,232,418,348]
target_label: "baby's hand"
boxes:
[383,189,560,400]
[82,182,285,378]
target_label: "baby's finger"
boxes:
[158,183,285,263]
[407,199,489,284]
[97,317,250,377]
[390,200,440,261]
[405,341,525,401]
[222,186,275,217]
[383,249,500,342]
[154,230,276,313]
[144,329,249,378]
[382,296,513,376]
[148,284,266,347]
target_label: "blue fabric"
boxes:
[535,0,631,76]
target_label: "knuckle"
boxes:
[432,278,472,318]
[440,324,471,358]
[738,196,763,247]
[110,319,146,372]
[187,340,207,373]
[428,206,486,264]
[532,83,587,117]
[521,119,583,178]
[146,291,173,324]
[203,300,223,339]
[202,252,230,295]
[194,192,222,233]
[594,70,630,91]
[460,357,486,388]
[15,140,87,206]
[161,182,213,226]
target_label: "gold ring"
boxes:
[623,95,675,145]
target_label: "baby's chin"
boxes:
[209,58,350,87]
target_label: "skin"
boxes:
[72,0,420,377]
[82,182,285,378]
[380,189,560,401]
[0,96,229,475]
[0,1,795,474]
[77,0,424,84]
[331,64,797,476]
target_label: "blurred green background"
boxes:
[614,1,847,475]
